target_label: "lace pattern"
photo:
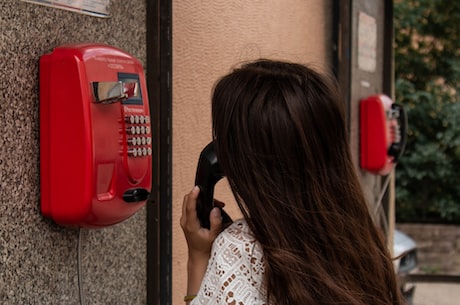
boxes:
[191,219,267,305]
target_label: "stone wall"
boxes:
[396,224,460,275]
[0,1,148,304]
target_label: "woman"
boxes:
[181,59,404,305]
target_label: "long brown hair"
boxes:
[211,59,404,305]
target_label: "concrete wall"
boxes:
[171,1,334,303]
[0,1,147,304]
[397,224,460,275]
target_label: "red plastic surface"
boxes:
[359,94,394,175]
[40,43,152,227]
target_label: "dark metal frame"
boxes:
[146,0,172,304]
[333,0,352,130]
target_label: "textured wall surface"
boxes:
[397,224,460,275]
[0,1,147,304]
[172,1,333,303]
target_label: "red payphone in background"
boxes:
[359,94,407,175]
[40,43,152,227]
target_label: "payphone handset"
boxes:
[40,43,152,227]
[194,141,232,229]
[359,94,407,175]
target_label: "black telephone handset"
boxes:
[194,141,232,229]
[388,103,408,162]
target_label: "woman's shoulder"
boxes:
[212,218,263,262]
[217,218,255,242]
[194,219,266,305]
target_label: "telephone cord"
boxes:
[374,173,392,234]
[78,227,85,305]
[373,165,400,239]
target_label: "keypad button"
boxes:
[127,126,136,134]
[128,148,138,157]
[144,116,150,124]
[128,138,136,146]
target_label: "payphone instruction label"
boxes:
[357,11,377,73]
[22,0,110,17]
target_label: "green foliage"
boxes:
[394,0,460,88]
[394,0,460,223]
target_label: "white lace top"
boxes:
[191,219,267,305]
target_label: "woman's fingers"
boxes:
[180,186,200,231]
[180,186,228,253]
[208,207,223,238]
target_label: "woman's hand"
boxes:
[180,186,224,299]
[180,186,224,259]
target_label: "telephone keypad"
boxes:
[124,114,152,158]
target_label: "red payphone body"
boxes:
[359,94,407,175]
[40,43,152,227]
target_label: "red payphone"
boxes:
[40,43,152,227]
[359,94,407,175]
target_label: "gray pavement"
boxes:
[413,282,460,305]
